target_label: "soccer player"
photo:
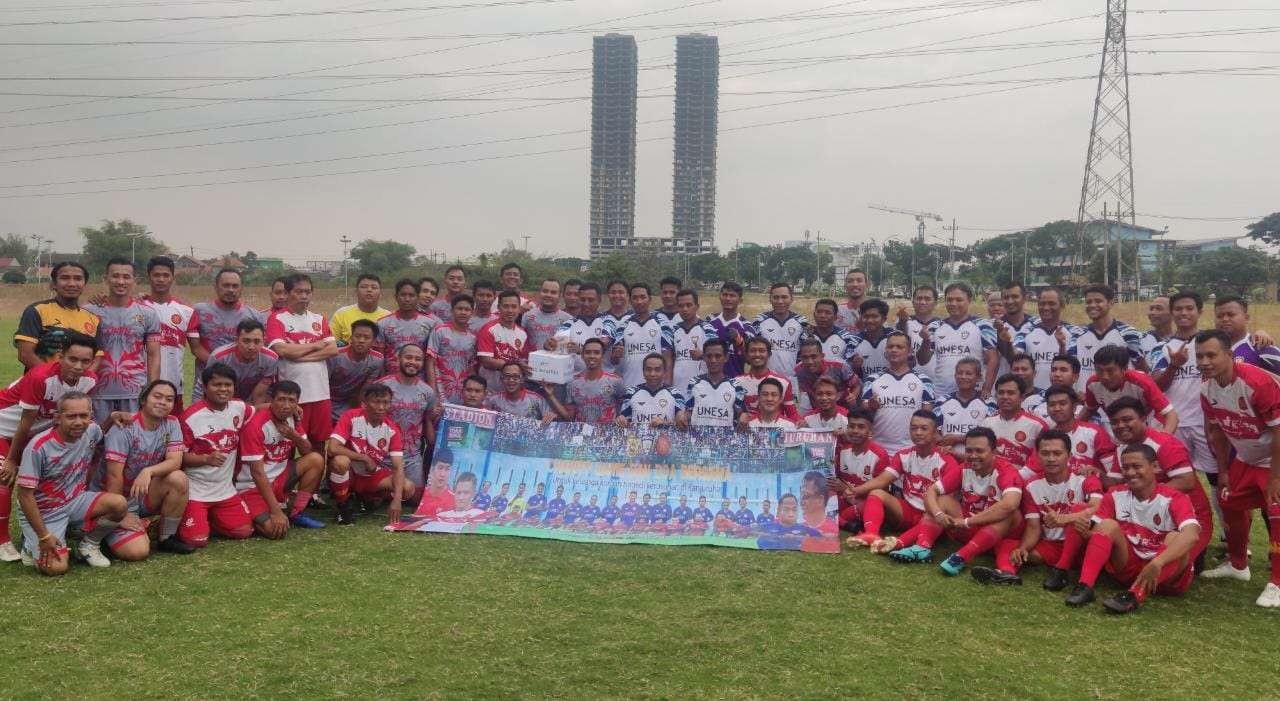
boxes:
[190,268,264,381]
[669,289,714,391]
[562,279,582,317]
[565,338,625,424]
[485,362,567,423]
[1012,286,1073,391]
[435,472,488,527]
[265,276,289,316]
[1195,329,1280,607]
[551,282,609,372]
[0,333,98,561]
[15,392,127,574]
[1084,345,1177,439]
[1063,444,1202,614]
[895,285,939,378]
[378,344,438,493]
[417,277,439,315]
[237,380,327,539]
[499,262,533,309]
[1212,295,1280,374]
[651,492,672,525]
[490,483,511,514]
[849,299,894,379]
[836,269,870,332]
[85,258,161,422]
[197,319,279,405]
[737,337,800,423]
[179,363,255,548]
[794,338,858,414]
[655,276,682,324]
[619,354,682,428]
[611,283,673,389]
[757,500,775,526]
[985,291,1004,320]
[140,256,197,410]
[431,265,467,318]
[893,427,1023,574]
[933,357,995,456]
[522,279,572,353]
[1010,354,1044,416]
[705,282,752,377]
[750,283,807,383]
[1104,397,1213,565]
[460,375,488,410]
[693,495,713,523]
[476,289,531,390]
[991,282,1038,376]
[418,456,455,518]
[673,495,693,524]
[377,279,438,376]
[829,408,890,532]
[1030,385,1114,476]
[1151,291,1218,512]
[800,376,849,432]
[16,261,101,370]
[427,294,477,404]
[974,430,1103,586]
[332,274,390,346]
[734,495,755,527]
[543,484,566,521]
[677,339,745,429]
[746,378,797,430]
[808,298,858,366]
[97,380,195,559]
[326,383,407,525]
[861,332,933,455]
[847,410,959,551]
[267,273,339,444]
[981,374,1048,475]
[468,281,498,333]
[916,282,998,397]
[1068,283,1145,391]
[1140,296,1173,358]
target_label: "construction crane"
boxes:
[868,204,944,289]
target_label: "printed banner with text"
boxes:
[388,405,840,553]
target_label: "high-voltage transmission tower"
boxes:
[1073,0,1134,274]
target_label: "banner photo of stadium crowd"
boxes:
[388,405,841,553]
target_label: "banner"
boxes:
[388,405,840,554]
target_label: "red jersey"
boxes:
[330,408,404,476]
[236,409,299,491]
[1200,360,1280,469]
[1104,429,1192,483]
[883,446,960,511]
[181,399,251,503]
[1092,484,1199,560]
[1026,421,1114,477]
[1085,368,1173,419]
[981,411,1048,468]
[934,458,1024,518]
[834,441,890,488]
[735,369,800,422]
[1022,472,1104,541]
[0,361,97,439]
[417,489,456,518]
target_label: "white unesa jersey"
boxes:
[681,375,745,428]
[670,318,715,391]
[862,371,934,455]
[933,394,996,455]
[751,311,808,381]
[621,385,682,425]
[614,315,674,388]
[1014,321,1076,391]
[810,327,857,364]
[849,331,893,379]
[1150,336,1203,429]
[1068,320,1143,393]
[926,317,996,397]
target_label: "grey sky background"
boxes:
[0,0,1274,262]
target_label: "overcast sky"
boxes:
[0,0,1274,262]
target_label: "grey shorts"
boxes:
[93,397,138,424]
[1176,425,1217,475]
[403,453,425,488]
[19,490,104,556]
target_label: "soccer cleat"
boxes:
[19,549,34,567]
[290,513,326,529]
[1064,583,1095,607]
[0,541,20,562]
[971,566,1023,586]
[846,532,878,548]
[889,544,933,564]
[1102,591,1141,614]
[1043,567,1070,591]
[156,535,196,555]
[75,541,111,568]
[1256,582,1280,608]
[335,500,356,526]
[1200,561,1251,581]
[870,536,899,555]
[939,553,966,576]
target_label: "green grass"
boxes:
[1,322,1277,699]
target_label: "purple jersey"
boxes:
[97,414,185,491]
[85,301,161,399]
[566,371,626,424]
[192,301,263,375]
[326,347,385,420]
[521,307,573,352]
[17,423,103,512]
[1232,337,1280,375]
[378,374,437,458]
[427,324,477,403]
[376,311,439,375]
[483,389,550,420]
[704,313,752,376]
[195,343,279,402]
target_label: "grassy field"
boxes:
[0,291,1277,698]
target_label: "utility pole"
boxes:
[948,218,957,283]
[339,235,352,290]
[521,235,531,252]
[814,231,822,292]
[1102,202,1110,288]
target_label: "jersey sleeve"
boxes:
[976,318,997,350]
[1157,435,1194,478]
[934,462,963,494]
[532,395,550,420]
[1082,474,1104,499]
[14,304,45,346]
[619,387,637,418]
[659,322,675,353]
[997,466,1024,495]
[919,375,935,404]
[882,451,903,480]
[329,412,353,445]
[143,306,162,340]
[859,376,877,403]
[474,325,496,358]
[1119,324,1144,362]
[15,441,43,490]
[839,330,859,361]
[1255,345,1280,375]
[1083,380,1100,413]
[1248,367,1280,427]
[732,381,748,412]
[1169,490,1199,531]
[1020,486,1041,519]
[264,312,287,347]
[1150,343,1170,373]
[1135,371,1173,415]
[239,418,266,462]
[184,309,201,338]
[388,424,404,456]
[1012,327,1030,354]
[15,372,42,410]
[102,425,132,464]
[1091,491,1116,524]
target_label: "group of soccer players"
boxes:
[3,259,1278,615]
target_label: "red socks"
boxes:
[1057,525,1086,570]
[1223,506,1252,570]
[994,538,1020,574]
[1128,559,1187,604]
[1078,531,1114,588]
[862,496,885,537]
[916,519,945,549]
[955,525,1002,563]
[290,490,312,518]
[329,471,351,503]
[0,484,10,546]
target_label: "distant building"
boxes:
[589,34,639,258]
[302,260,344,275]
[1172,235,1243,262]
[1083,220,1174,277]
[670,34,718,256]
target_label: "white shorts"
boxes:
[1176,425,1217,475]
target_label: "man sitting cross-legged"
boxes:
[326,383,407,526]
[237,380,327,538]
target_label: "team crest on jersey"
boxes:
[377,437,388,449]
[602,387,614,397]
[513,338,523,349]
[969,409,981,419]
[1153,513,1162,525]
[1239,397,1249,411]
[232,415,241,427]
[1076,441,1087,453]
[1066,489,1075,501]
[723,391,733,402]
[1015,430,1026,442]
[961,331,970,340]
[170,313,182,325]
[648,328,658,337]
[658,398,668,408]
[788,327,796,336]
[908,382,917,391]
[133,313,146,325]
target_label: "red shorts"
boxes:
[0,435,11,457]
[351,468,392,499]
[1221,459,1276,513]
[299,400,333,446]
[837,497,866,529]
[178,495,253,547]
[239,469,295,521]
[898,500,924,529]
[1106,541,1194,595]
[1034,539,1065,566]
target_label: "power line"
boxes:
[0,0,310,10]
[1136,212,1263,222]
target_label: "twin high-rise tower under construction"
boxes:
[589,34,719,258]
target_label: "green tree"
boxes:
[689,253,734,285]
[0,234,35,267]
[1245,212,1280,246]
[584,253,639,286]
[350,239,415,277]
[1184,247,1273,296]
[80,219,168,274]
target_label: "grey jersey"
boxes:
[326,347,385,420]
[566,371,626,424]
[379,374,438,458]
[192,302,263,374]
[84,301,161,399]
[194,344,279,402]
[483,390,549,420]
[521,307,573,352]
[96,415,185,490]
[376,311,439,373]
[17,423,103,513]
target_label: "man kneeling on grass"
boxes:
[1063,443,1202,614]
[888,427,1024,575]
[326,383,407,526]
[237,380,327,538]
